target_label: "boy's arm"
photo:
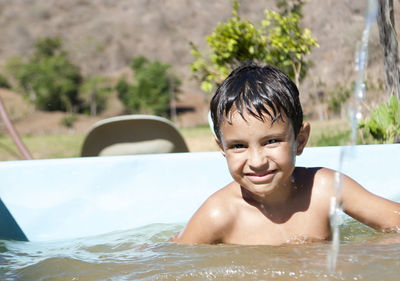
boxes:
[171,193,234,245]
[340,173,400,232]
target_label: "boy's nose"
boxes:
[247,148,268,169]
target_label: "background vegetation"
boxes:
[6,37,83,112]
[0,0,399,161]
[116,56,181,117]
[190,0,318,93]
[0,119,351,160]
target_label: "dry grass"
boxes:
[307,119,351,146]
[0,126,217,161]
[0,134,85,161]
[180,126,218,152]
[0,119,354,161]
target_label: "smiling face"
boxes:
[218,108,309,203]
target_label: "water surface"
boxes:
[1,220,400,280]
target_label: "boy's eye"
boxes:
[229,144,245,150]
[266,139,280,145]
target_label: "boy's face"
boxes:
[218,109,309,202]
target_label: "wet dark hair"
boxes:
[210,62,303,142]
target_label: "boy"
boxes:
[172,62,400,245]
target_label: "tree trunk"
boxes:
[377,0,400,99]
[292,62,301,87]
[169,76,177,123]
[90,91,97,116]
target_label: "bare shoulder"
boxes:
[308,167,363,200]
[313,167,338,184]
[291,167,337,217]
[300,167,400,232]
[195,182,239,226]
[295,167,337,198]
[172,182,240,245]
[310,167,387,201]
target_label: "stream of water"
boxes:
[326,0,379,273]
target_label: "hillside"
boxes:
[0,0,398,133]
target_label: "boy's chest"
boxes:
[224,206,331,245]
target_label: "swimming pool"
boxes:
[1,144,400,279]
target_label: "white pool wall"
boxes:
[0,144,399,241]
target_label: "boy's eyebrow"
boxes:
[260,131,290,140]
[224,131,289,143]
[224,138,245,144]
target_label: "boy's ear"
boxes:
[296,122,310,155]
[215,136,226,157]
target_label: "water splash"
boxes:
[351,0,378,144]
[327,0,378,273]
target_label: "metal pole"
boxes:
[0,96,33,160]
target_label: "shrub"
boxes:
[0,74,11,89]
[358,96,400,143]
[116,56,181,117]
[79,76,112,116]
[60,114,77,128]
[327,83,352,116]
[6,37,83,112]
[190,0,318,93]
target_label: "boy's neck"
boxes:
[240,178,295,207]
[240,167,314,223]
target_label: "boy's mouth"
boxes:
[245,170,276,183]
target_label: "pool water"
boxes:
[2,219,399,281]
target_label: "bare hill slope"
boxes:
[0,0,398,127]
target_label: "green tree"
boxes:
[190,0,318,93]
[190,0,266,93]
[33,37,62,59]
[276,0,305,17]
[116,56,181,117]
[327,83,352,117]
[6,37,82,112]
[262,10,318,86]
[79,76,112,116]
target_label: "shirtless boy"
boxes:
[172,62,400,245]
